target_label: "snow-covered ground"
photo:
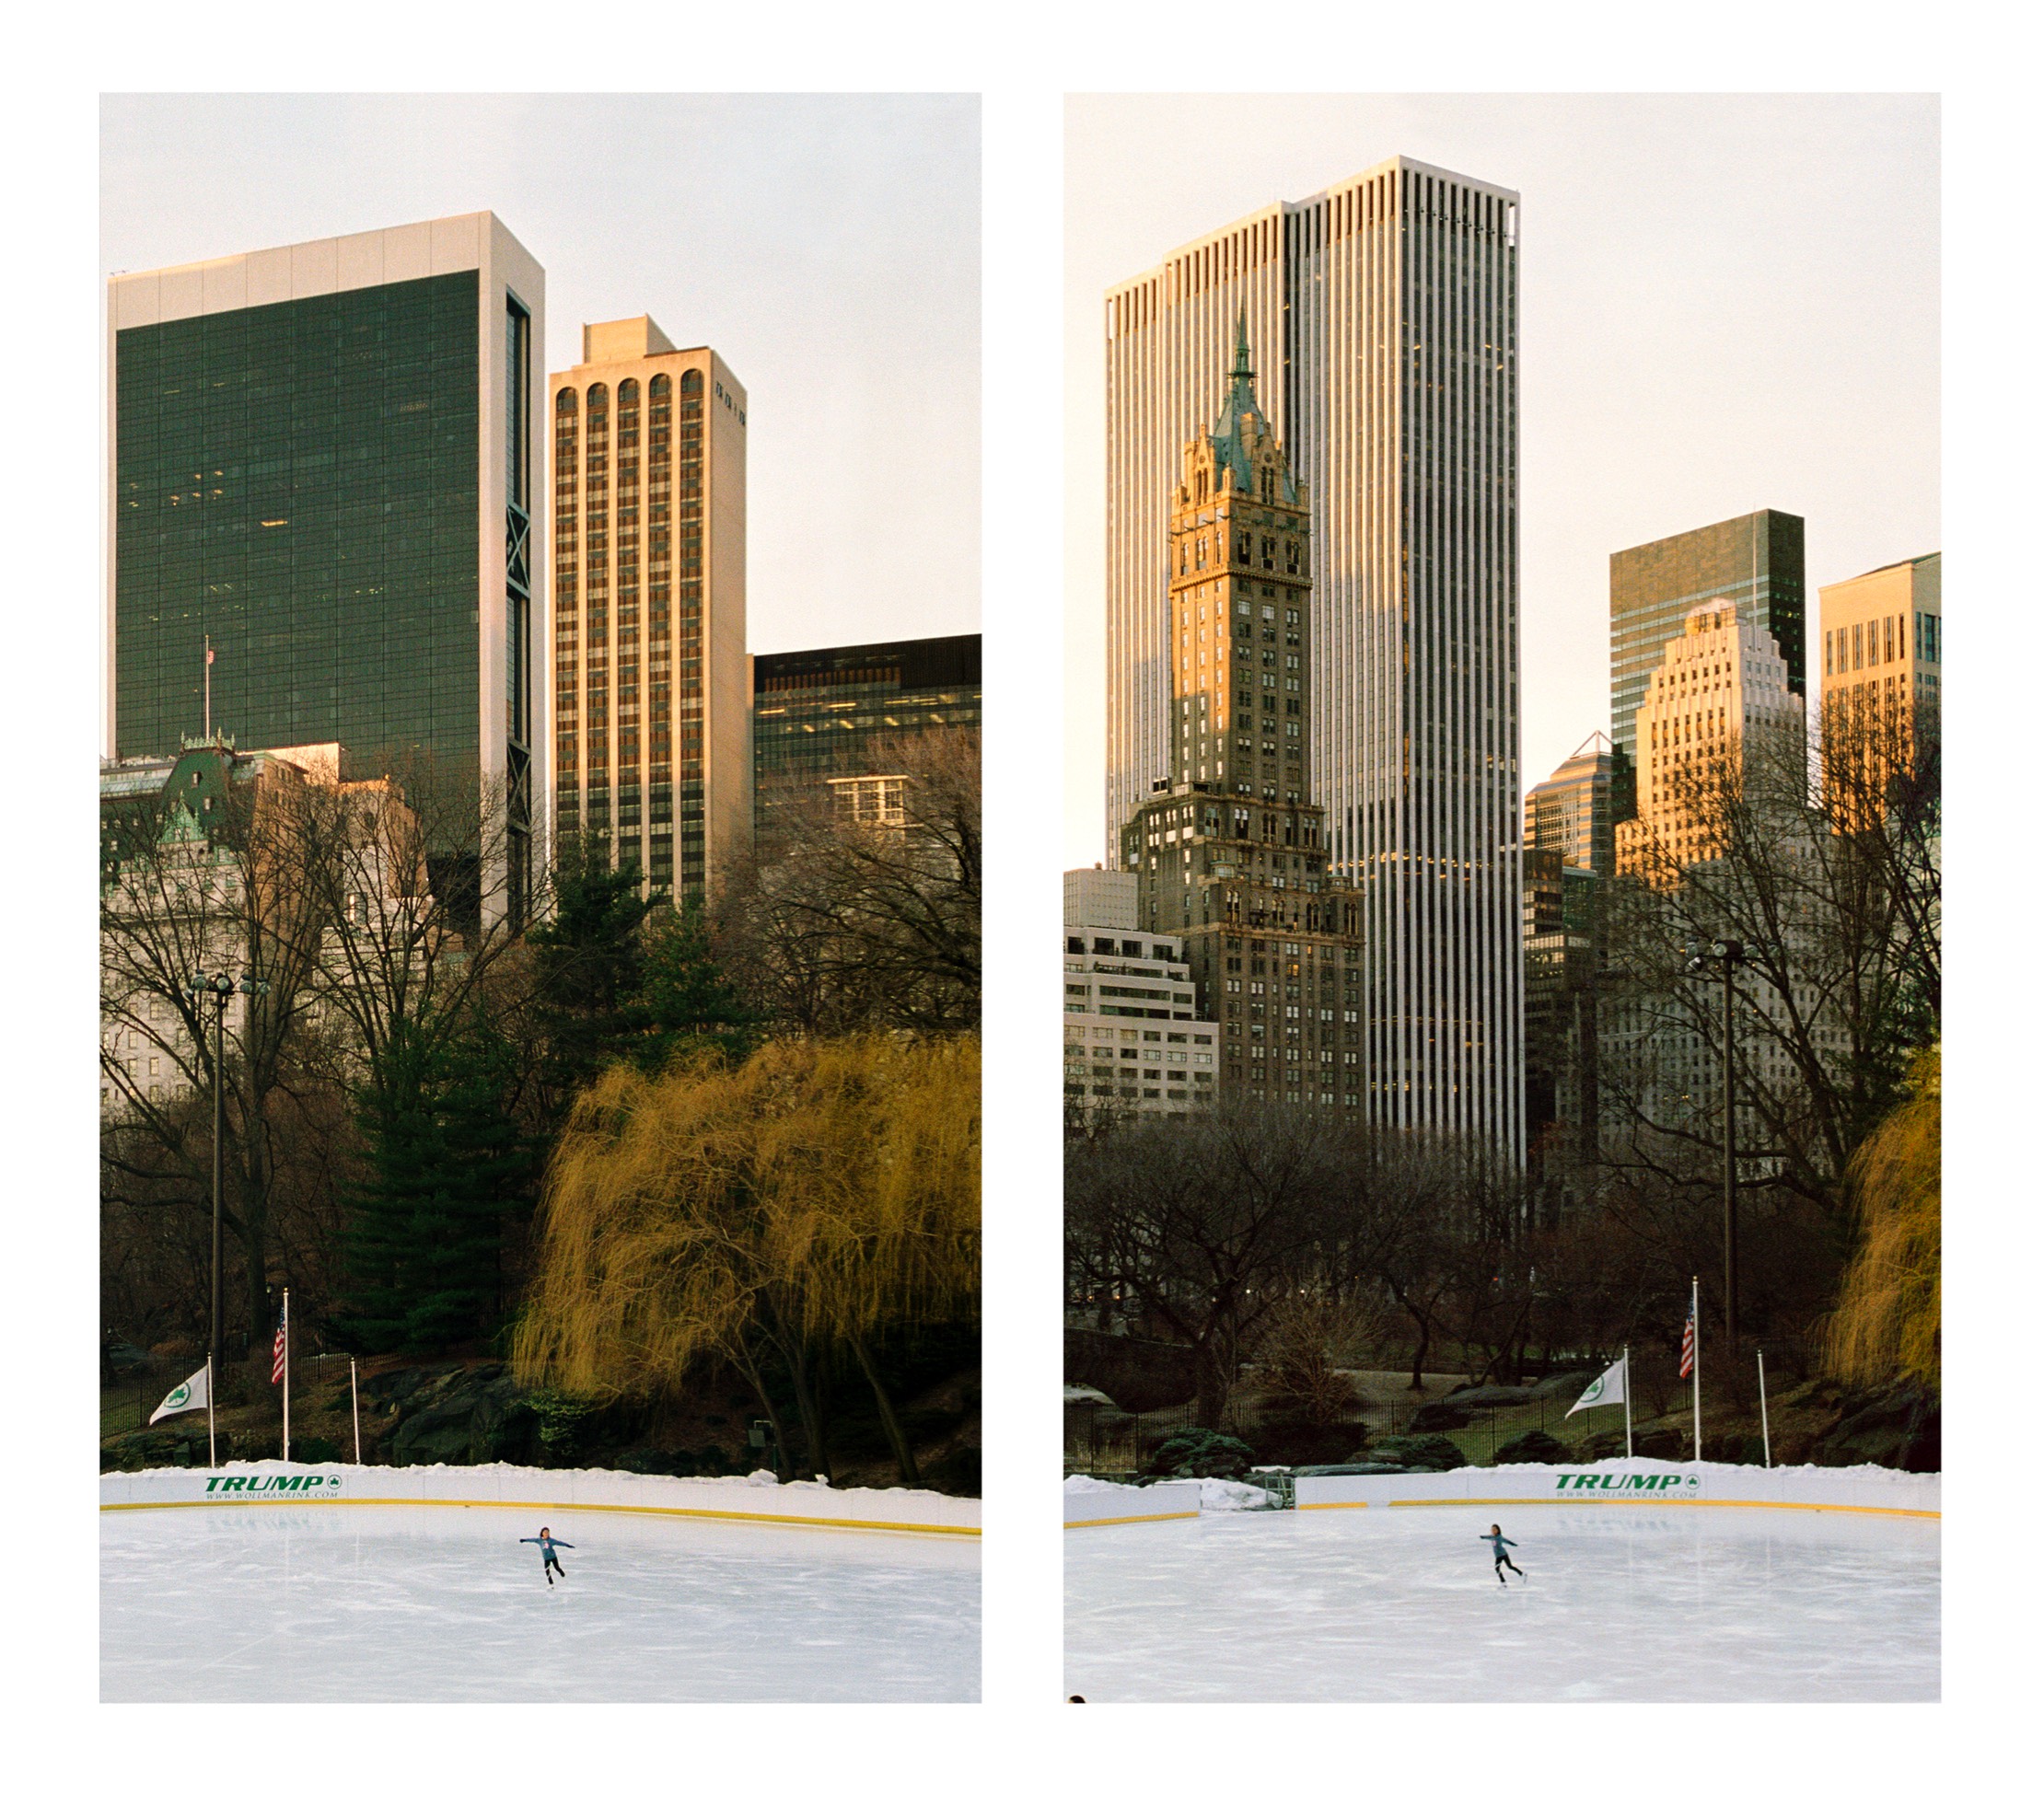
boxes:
[103,1499,979,1701]
[1065,1502,1938,1701]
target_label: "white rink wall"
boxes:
[1291,1458,1937,1517]
[1066,1460,1938,1526]
[1064,1475,1203,1526]
[101,1461,981,1536]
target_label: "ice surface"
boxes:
[1065,1503,1938,1702]
[103,1500,979,1702]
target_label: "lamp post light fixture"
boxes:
[187,969,270,1383]
[1682,938,1746,1353]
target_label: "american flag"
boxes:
[1678,1290,1697,1379]
[270,1307,287,1386]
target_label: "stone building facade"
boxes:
[1122,330,1365,1108]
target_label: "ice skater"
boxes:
[1481,1523,1525,1583]
[520,1526,575,1585]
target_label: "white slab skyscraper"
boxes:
[1104,156,1522,1152]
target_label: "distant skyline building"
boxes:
[1523,733,1619,877]
[1609,509,1806,813]
[1819,551,1941,724]
[1521,732,1616,1194]
[1105,156,1522,1147]
[1818,551,1941,833]
[107,212,545,922]
[1521,843,1599,1203]
[551,317,749,907]
[1615,599,1805,886]
[752,633,981,837]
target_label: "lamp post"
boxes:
[1683,938,1745,1351]
[187,969,269,1383]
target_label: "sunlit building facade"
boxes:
[550,318,749,905]
[1818,551,1941,828]
[1123,333,1366,1110]
[1609,509,1806,819]
[1615,600,1805,886]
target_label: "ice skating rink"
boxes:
[1065,1502,1938,1702]
[103,1500,980,1701]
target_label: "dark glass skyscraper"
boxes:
[1608,509,1805,814]
[1522,733,1618,876]
[751,633,981,835]
[106,213,546,921]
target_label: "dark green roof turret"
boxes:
[1206,312,1298,504]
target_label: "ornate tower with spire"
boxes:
[1121,328,1364,1108]
[1105,157,1524,1155]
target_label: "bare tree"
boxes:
[1601,698,1939,1218]
[1065,1100,1341,1426]
[290,751,531,1099]
[101,747,538,1361]
[719,726,981,1035]
[101,751,341,1358]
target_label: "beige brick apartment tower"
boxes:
[551,318,749,904]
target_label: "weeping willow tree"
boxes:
[1822,1044,1940,1391]
[512,1033,979,1482]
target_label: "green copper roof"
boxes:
[1206,314,1299,504]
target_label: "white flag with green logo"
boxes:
[148,1363,209,1425]
[1565,1358,1626,1418]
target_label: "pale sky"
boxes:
[1063,93,1939,866]
[100,93,981,659]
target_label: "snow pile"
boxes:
[1191,1477,1282,1512]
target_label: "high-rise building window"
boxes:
[505,296,531,510]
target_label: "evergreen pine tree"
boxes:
[342,1014,539,1352]
[529,836,656,1099]
[634,898,759,1071]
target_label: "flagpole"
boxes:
[282,1287,291,1464]
[1622,1343,1632,1460]
[351,1356,361,1465]
[203,635,211,738]
[1692,1275,1708,1472]
[1758,1349,1771,1468]
[207,1353,215,1470]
